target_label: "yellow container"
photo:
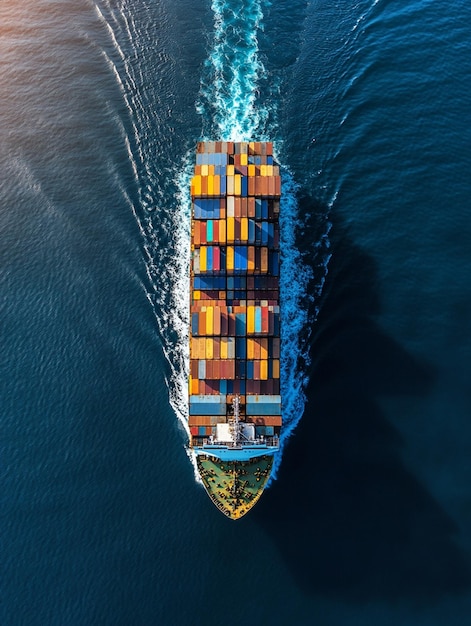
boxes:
[192,175,202,196]
[206,306,213,335]
[247,306,255,334]
[241,217,248,241]
[266,165,273,176]
[247,338,254,360]
[208,175,214,195]
[213,175,220,196]
[227,217,235,243]
[260,360,268,380]
[200,246,207,272]
[248,164,256,177]
[234,174,241,196]
[201,165,209,176]
[220,338,228,359]
[219,220,226,243]
[240,153,248,166]
[205,337,213,359]
[227,164,235,176]
[208,165,215,176]
[260,165,267,177]
[227,176,234,195]
[193,290,201,301]
[227,246,234,271]
[191,377,199,395]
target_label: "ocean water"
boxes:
[1,0,471,624]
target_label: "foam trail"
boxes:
[197,0,269,140]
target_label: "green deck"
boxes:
[196,454,273,519]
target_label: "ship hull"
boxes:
[189,141,282,519]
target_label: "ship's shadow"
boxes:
[255,195,471,602]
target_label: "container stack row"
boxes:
[189,142,282,441]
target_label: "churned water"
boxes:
[2,0,471,624]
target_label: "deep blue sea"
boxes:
[2,0,471,624]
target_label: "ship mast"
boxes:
[229,395,241,446]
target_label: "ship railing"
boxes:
[201,438,279,448]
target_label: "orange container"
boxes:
[273,359,280,379]
[261,247,268,273]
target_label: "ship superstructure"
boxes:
[189,141,281,519]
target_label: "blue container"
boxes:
[191,313,199,336]
[241,176,248,196]
[227,277,234,290]
[236,338,246,359]
[268,222,274,247]
[262,200,268,219]
[206,246,213,271]
[207,220,213,243]
[219,380,227,394]
[248,219,255,244]
[261,222,269,245]
[236,360,246,379]
[267,156,273,165]
[240,380,246,394]
[270,251,279,276]
[255,199,262,220]
[220,175,226,196]
[246,403,281,416]
[255,307,262,333]
[198,426,206,436]
[235,313,246,336]
[274,312,280,335]
[247,360,254,380]
[236,246,248,271]
[266,426,275,436]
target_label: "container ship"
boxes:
[189,141,282,519]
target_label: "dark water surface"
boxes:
[2,0,471,624]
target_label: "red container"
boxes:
[262,307,269,333]
[213,307,221,336]
[200,221,206,245]
[234,198,241,218]
[234,218,241,241]
[275,176,281,196]
[198,311,205,335]
[213,246,220,271]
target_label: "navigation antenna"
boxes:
[229,395,241,446]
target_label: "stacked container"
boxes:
[189,142,282,443]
